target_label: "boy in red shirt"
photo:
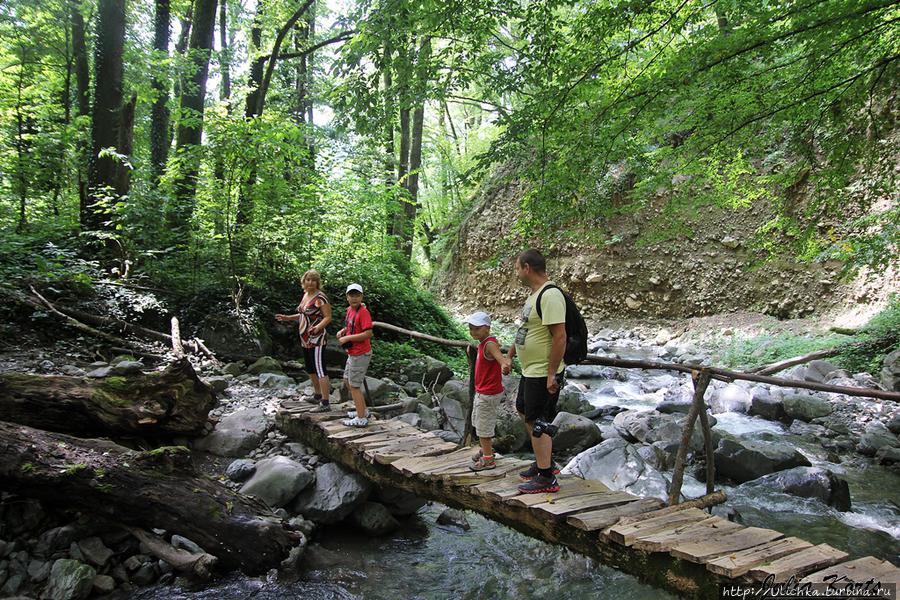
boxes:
[339,283,374,427]
[465,312,511,471]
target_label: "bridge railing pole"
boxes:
[668,368,713,506]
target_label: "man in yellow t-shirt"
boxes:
[503,249,566,494]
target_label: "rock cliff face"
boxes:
[432,154,898,322]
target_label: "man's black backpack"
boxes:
[535,284,589,365]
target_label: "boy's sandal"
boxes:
[470,448,483,463]
[342,417,369,428]
[347,409,373,419]
[469,456,496,472]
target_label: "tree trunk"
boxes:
[169,0,218,237]
[382,44,395,188]
[304,2,315,127]
[115,94,138,198]
[70,0,91,221]
[219,0,231,101]
[150,0,171,185]
[86,0,127,232]
[0,359,215,437]
[0,422,302,574]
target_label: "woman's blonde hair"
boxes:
[301,269,321,289]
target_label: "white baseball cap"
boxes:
[463,311,491,327]
[345,283,363,294]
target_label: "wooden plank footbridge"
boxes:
[277,323,900,598]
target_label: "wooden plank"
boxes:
[606,508,710,546]
[670,527,784,563]
[507,479,611,507]
[393,448,472,475]
[530,491,638,518]
[748,543,849,583]
[567,498,665,531]
[631,517,743,553]
[390,448,467,474]
[706,537,814,578]
[329,421,405,441]
[472,475,523,497]
[801,556,900,586]
[443,460,533,486]
[372,442,458,465]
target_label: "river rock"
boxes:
[42,559,96,600]
[436,508,470,530]
[222,362,244,377]
[440,380,471,410]
[371,487,426,517]
[28,559,50,582]
[888,414,900,436]
[247,356,282,375]
[882,348,900,392]
[856,421,899,457]
[708,383,751,414]
[291,463,371,524]
[110,360,144,376]
[558,384,593,414]
[749,389,787,421]
[714,437,811,483]
[170,535,205,555]
[439,397,466,437]
[782,394,832,422]
[400,357,454,388]
[803,360,842,383]
[340,377,389,405]
[225,459,256,482]
[876,446,900,465]
[551,412,602,452]
[258,372,295,389]
[77,538,113,568]
[612,410,703,451]
[194,408,270,457]
[493,403,528,453]
[92,574,116,595]
[562,438,670,501]
[204,376,230,394]
[403,382,425,396]
[743,466,851,511]
[397,412,422,428]
[240,456,314,508]
[2,573,24,596]
[34,526,79,558]
[566,365,627,380]
[349,502,400,536]
[416,404,440,431]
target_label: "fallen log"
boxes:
[0,421,301,574]
[0,358,215,437]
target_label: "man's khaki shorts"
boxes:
[472,391,505,438]
[344,352,372,388]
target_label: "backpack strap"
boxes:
[534,284,561,321]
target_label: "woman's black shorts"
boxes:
[302,345,326,378]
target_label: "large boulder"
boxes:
[440,380,472,411]
[258,373,295,389]
[782,394,833,422]
[714,437,811,483]
[749,389,787,421]
[856,421,899,457]
[247,356,282,375]
[882,347,900,392]
[348,502,401,536]
[370,487,427,517]
[439,397,466,437]
[400,357,454,388]
[291,463,371,524]
[612,410,703,451]
[743,466,851,511]
[339,377,389,405]
[803,360,843,383]
[239,456,314,508]
[41,559,96,600]
[565,365,627,380]
[562,438,670,501]
[708,383,751,414]
[493,403,528,453]
[415,404,441,431]
[194,408,271,457]
[225,459,256,482]
[199,313,272,358]
[551,412,602,452]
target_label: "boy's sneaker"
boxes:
[309,403,332,413]
[517,474,560,494]
[469,456,496,472]
[519,462,561,481]
[342,416,369,428]
[347,409,372,419]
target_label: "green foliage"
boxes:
[835,297,900,374]
[714,332,850,371]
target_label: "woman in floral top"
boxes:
[276,269,333,409]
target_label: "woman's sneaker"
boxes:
[342,416,369,428]
[517,474,560,494]
[347,409,372,419]
[519,462,561,480]
[469,456,496,472]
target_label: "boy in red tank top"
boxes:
[464,312,511,471]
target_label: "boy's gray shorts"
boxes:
[344,352,372,388]
[472,391,505,438]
